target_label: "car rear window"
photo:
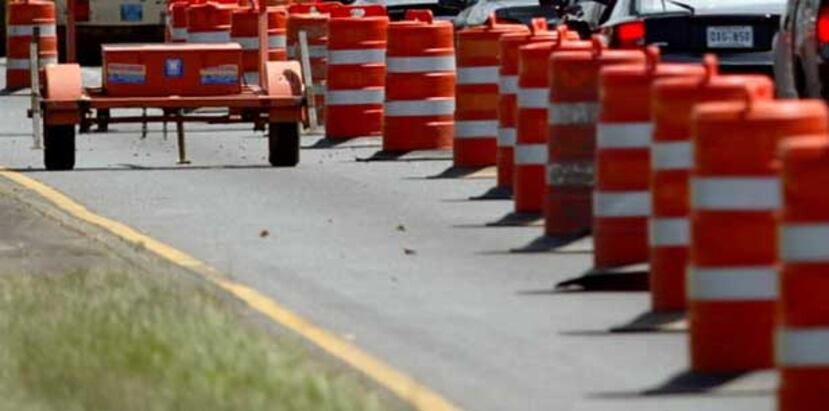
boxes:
[636,0,760,15]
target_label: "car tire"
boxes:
[43,125,76,171]
[268,122,300,167]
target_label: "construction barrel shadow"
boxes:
[588,370,773,399]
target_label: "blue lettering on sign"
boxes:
[164,58,183,78]
[200,65,239,85]
[121,4,143,22]
[108,63,146,85]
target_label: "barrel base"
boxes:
[689,300,775,373]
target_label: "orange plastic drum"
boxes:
[325,4,389,139]
[688,98,825,373]
[6,0,58,90]
[650,59,773,312]
[778,132,829,411]
[454,14,525,167]
[383,10,455,152]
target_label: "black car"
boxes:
[565,0,785,74]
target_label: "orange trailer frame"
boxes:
[38,0,306,171]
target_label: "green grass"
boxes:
[0,269,398,411]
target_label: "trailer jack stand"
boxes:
[175,110,190,165]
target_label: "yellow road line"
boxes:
[0,169,461,411]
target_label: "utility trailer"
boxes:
[36,0,305,170]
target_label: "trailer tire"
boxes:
[268,122,300,167]
[43,125,76,171]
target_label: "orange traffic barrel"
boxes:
[231,6,288,85]
[6,0,58,90]
[169,1,191,43]
[514,31,590,213]
[688,97,825,373]
[778,132,829,411]
[544,37,642,232]
[454,14,525,167]
[495,27,533,189]
[287,2,341,122]
[650,58,774,312]
[187,1,234,43]
[383,10,455,152]
[325,4,389,139]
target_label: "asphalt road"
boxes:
[0,64,776,411]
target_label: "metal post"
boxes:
[256,0,267,89]
[176,110,189,164]
[298,30,320,131]
[66,0,77,63]
[141,108,148,139]
[30,26,43,149]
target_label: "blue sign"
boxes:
[120,4,143,22]
[164,58,183,78]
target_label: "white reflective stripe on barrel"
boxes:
[7,56,58,70]
[8,24,57,37]
[597,122,652,149]
[594,191,651,218]
[517,88,548,109]
[188,31,231,43]
[172,28,188,41]
[243,72,260,85]
[288,45,327,59]
[515,144,547,165]
[498,127,517,147]
[455,120,497,138]
[781,224,829,262]
[269,35,287,49]
[386,56,455,73]
[777,328,829,366]
[233,37,259,50]
[688,266,778,301]
[650,218,690,247]
[385,99,455,117]
[549,102,599,126]
[457,66,499,85]
[326,89,384,105]
[499,75,518,95]
[652,141,693,170]
[328,49,385,65]
[692,177,781,211]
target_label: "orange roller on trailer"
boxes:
[6,0,58,90]
[325,4,389,139]
[513,27,590,214]
[688,97,826,373]
[778,133,829,411]
[454,14,525,168]
[38,0,306,171]
[544,36,643,234]
[650,59,774,312]
[383,10,455,152]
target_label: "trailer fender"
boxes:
[265,61,305,123]
[43,64,83,126]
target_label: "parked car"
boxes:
[774,0,829,98]
[565,0,785,74]
[450,0,561,29]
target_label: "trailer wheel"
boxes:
[268,122,300,167]
[43,125,76,171]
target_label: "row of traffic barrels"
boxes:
[446,14,829,411]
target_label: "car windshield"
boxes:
[636,0,760,14]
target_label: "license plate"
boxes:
[706,26,754,48]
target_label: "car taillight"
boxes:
[74,0,90,22]
[819,4,829,44]
[615,20,645,48]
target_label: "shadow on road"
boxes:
[302,137,381,150]
[510,233,590,254]
[13,164,276,173]
[468,185,512,201]
[555,265,650,292]
[588,370,772,398]
[609,310,687,333]
[357,149,451,163]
